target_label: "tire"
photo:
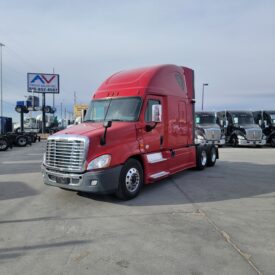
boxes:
[0,138,8,151]
[207,146,217,167]
[25,135,32,145]
[271,137,275,147]
[196,146,208,170]
[115,159,143,200]
[16,136,27,147]
[231,136,238,147]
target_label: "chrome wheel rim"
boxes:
[201,151,207,166]
[125,168,140,193]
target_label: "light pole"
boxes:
[0,42,5,120]
[201,83,209,111]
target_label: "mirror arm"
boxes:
[100,120,112,145]
[145,122,158,132]
[100,128,108,145]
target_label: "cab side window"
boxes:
[145,99,160,122]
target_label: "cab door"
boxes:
[141,96,164,153]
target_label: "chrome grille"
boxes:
[45,135,88,172]
[204,128,221,141]
[245,129,262,141]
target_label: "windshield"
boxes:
[270,114,275,125]
[196,114,216,124]
[232,113,254,125]
[84,97,142,122]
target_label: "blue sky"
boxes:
[0,0,274,122]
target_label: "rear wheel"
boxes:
[16,136,27,147]
[116,159,143,200]
[0,138,8,151]
[207,146,217,167]
[196,146,208,170]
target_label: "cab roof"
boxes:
[93,64,194,99]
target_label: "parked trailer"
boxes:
[0,131,40,151]
[195,112,225,146]
[42,65,218,200]
[253,110,275,147]
[217,111,266,147]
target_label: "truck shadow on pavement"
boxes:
[0,181,38,200]
[78,160,275,206]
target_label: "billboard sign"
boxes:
[27,73,60,93]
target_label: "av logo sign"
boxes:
[27,73,60,94]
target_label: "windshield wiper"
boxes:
[83,119,97,122]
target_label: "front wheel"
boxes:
[271,137,275,147]
[115,159,143,200]
[196,146,208,170]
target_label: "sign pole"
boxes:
[42,93,46,134]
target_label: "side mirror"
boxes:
[152,104,162,123]
[259,119,262,126]
[264,120,267,128]
[103,120,112,128]
[220,119,223,126]
[225,120,228,127]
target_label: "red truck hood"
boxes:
[55,122,136,139]
[58,123,103,136]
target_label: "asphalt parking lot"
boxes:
[0,142,274,275]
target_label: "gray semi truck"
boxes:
[253,110,275,147]
[217,111,266,147]
[195,112,225,146]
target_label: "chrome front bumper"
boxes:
[42,165,122,194]
[195,138,225,145]
[238,139,266,146]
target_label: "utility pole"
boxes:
[74,91,76,106]
[201,83,209,111]
[52,68,55,111]
[0,42,5,121]
[60,102,63,127]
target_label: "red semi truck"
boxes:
[42,65,218,199]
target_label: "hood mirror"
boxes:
[103,121,112,128]
[100,120,112,146]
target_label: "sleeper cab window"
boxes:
[175,73,185,91]
[145,99,160,122]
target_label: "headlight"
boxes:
[197,135,205,140]
[43,153,46,164]
[87,154,111,170]
[262,135,266,140]
[237,135,245,140]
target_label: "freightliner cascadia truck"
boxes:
[253,110,275,147]
[217,110,266,147]
[42,65,218,199]
[195,112,225,146]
